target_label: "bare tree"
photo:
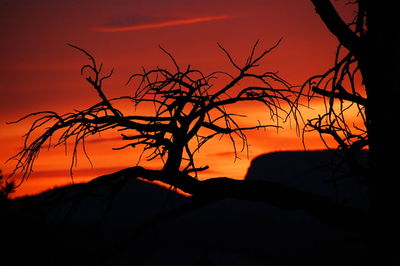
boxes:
[9,41,297,185]
[7,41,365,230]
[0,170,15,202]
[305,0,400,264]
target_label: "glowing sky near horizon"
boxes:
[0,0,356,198]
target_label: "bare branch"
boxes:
[310,0,360,52]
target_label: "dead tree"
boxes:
[304,0,400,264]
[8,41,366,230]
[9,40,298,183]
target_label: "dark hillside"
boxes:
[1,150,367,266]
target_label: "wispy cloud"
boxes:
[211,151,237,158]
[93,15,230,32]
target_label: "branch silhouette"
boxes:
[8,41,299,183]
[7,41,366,236]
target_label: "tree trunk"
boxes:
[360,2,400,264]
[310,1,400,263]
[163,142,185,174]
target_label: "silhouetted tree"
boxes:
[304,0,399,264]
[0,170,15,202]
[8,42,365,230]
[10,41,298,183]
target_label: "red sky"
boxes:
[0,0,356,197]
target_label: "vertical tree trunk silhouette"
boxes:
[310,0,399,264]
[362,3,400,264]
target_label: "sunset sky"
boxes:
[0,0,356,197]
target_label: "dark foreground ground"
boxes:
[1,150,368,266]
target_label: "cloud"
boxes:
[92,15,230,32]
[83,136,122,144]
[211,151,237,158]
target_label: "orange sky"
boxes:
[0,0,357,198]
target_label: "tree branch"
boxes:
[310,0,360,52]
[312,85,367,106]
[93,167,366,231]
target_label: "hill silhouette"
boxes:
[1,150,367,266]
[246,149,368,208]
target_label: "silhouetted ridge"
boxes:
[2,150,367,266]
[246,149,368,208]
